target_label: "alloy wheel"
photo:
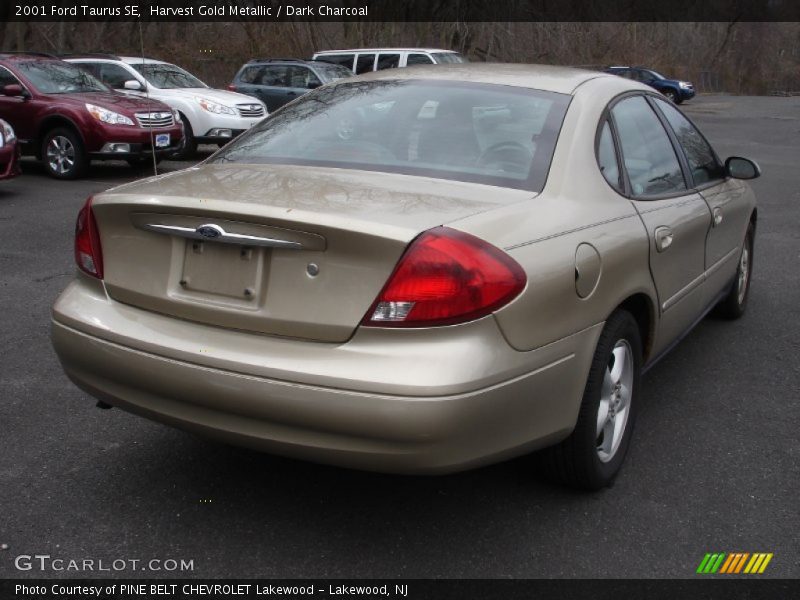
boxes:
[46,135,75,176]
[596,339,634,463]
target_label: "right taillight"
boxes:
[362,227,526,327]
[74,196,103,279]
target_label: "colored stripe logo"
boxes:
[696,552,773,574]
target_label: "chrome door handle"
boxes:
[655,226,673,253]
[713,207,723,226]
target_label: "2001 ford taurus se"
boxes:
[52,65,759,489]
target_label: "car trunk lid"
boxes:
[92,163,532,342]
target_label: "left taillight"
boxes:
[74,196,103,279]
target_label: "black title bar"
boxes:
[2,0,800,22]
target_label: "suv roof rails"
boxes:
[0,51,57,59]
[247,57,306,64]
[59,53,122,61]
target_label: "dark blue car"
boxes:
[605,66,695,104]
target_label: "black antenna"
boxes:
[137,21,159,176]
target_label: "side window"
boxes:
[99,63,135,89]
[376,53,401,70]
[653,98,725,186]
[355,54,375,75]
[288,66,321,89]
[0,66,23,88]
[316,54,354,70]
[407,53,434,66]
[260,66,288,87]
[611,95,686,197]
[73,62,101,79]
[597,120,622,193]
[237,65,263,84]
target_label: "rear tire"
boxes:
[537,310,642,491]
[41,127,88,179]
[714,223,754,319]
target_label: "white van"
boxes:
[312,48,467,75]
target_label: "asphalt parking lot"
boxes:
[1,95,798,579]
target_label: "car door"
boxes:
[609,94,712,354]
[652,97,751,303]
[0,65,36,142]
[232,64,265,102]
[285,66,321,100]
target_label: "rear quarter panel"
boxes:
[451,76,658,353]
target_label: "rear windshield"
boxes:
[131,63,206,89]
[212,80,569,192]
[16,60,108,94]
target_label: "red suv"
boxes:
[0,53,183,179]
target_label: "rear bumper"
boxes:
[0,141,20,180]
[51,277,601,473]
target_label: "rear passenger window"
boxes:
[652,98,725,186]
[597,120,622,193]
[355,54,375,75]
[612,96,686,197]
[376,54,401,70]
[259,66,289,87]
[238,65,263,84]
[406,53,434,66]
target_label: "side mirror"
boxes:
[725,156,761,180]
[307,81,321,90]
[123,80,143,91]
[2,84,29,98]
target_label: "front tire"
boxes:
[714,223,754,319]
[538,310,643,490]
[41,127,88,179]
[171,114,197,160]
[663,89,678,103]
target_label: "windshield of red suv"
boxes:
[130,63,206,89]
[16,60,109,94]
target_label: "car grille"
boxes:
[237,104,265,118]
[134,112,175,128]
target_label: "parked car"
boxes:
[313,48,466,74]
[64,54,267,158]
[0,53,183,179]
[228,58,352,111]
[605,66,695,103]
[52,64,759,490]
[0,118,21,181]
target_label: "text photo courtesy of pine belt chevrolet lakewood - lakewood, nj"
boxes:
[0,0,798,596]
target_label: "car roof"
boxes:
[314,48,459,54]
[0,52,60,63]
[349,63,615,96]
[117,56,170,65]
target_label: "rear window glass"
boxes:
[212,80,570,192]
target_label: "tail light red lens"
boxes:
[363,227,526,327]
[74,197,103,279]
[226,84,237,91]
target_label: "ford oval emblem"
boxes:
[196,224,223,239]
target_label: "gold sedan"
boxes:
[52,64,759,490]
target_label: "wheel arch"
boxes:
[615,292,656,363]
[37,116,85,159]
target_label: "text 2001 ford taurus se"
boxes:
[52,65,759,490]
